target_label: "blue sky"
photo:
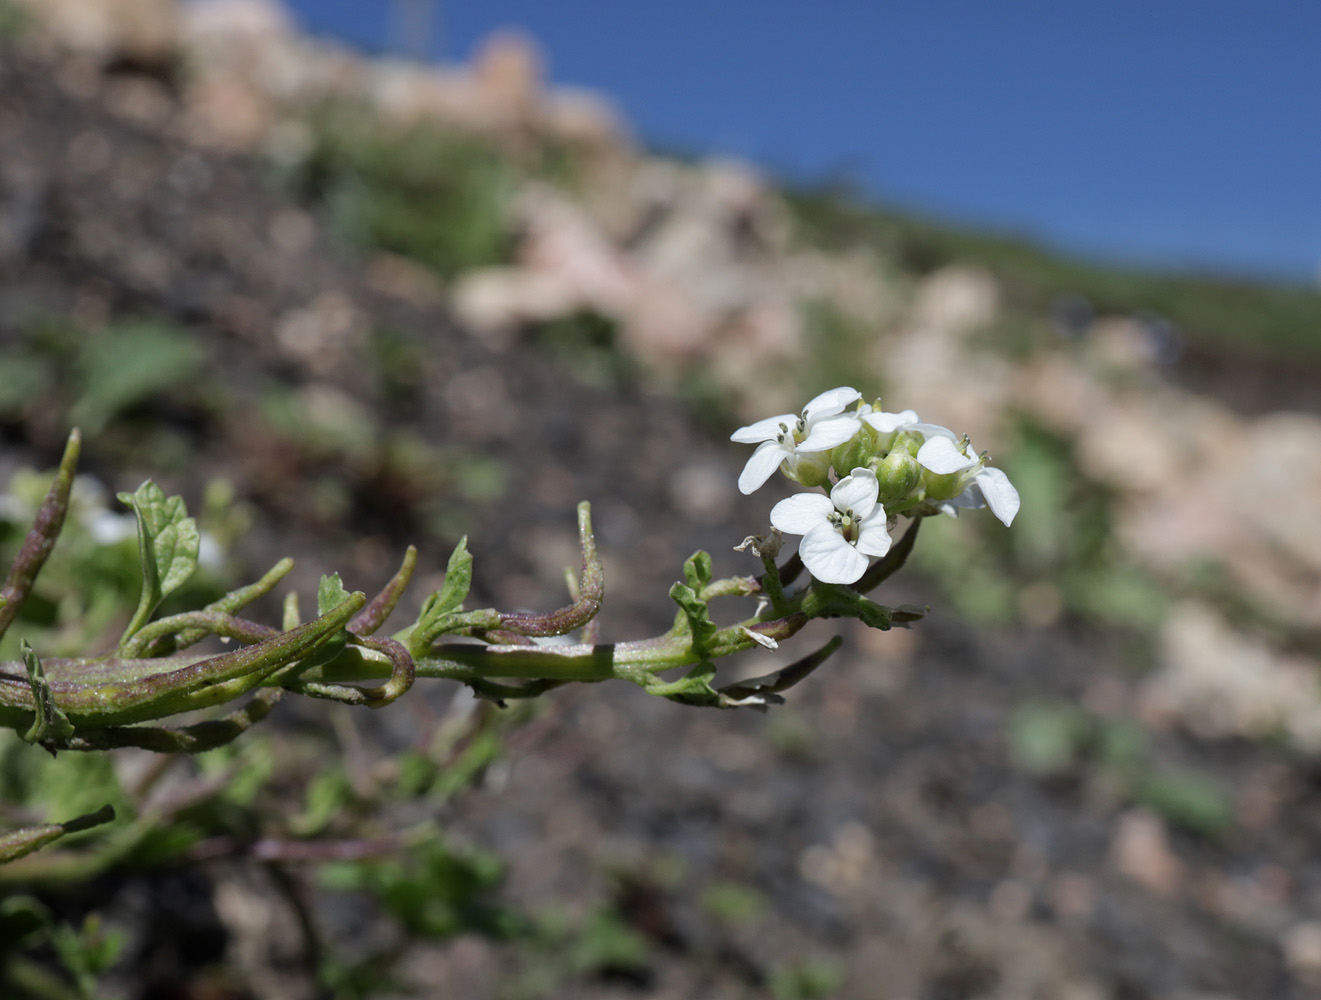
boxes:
[276,1,1321,282]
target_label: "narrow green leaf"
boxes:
[646,660,720,706]
[415,538,472,642]
[683,550,713,591]
[813,584,895,630]
[21,641,75,749]
[117,481,200,646]
[0,805,116,866]
[435,537,472,615]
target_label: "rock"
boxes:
[1141,602,1321,749]
[15,0,180,68]
[1282,922,1321,985]
[1111,809,1184,896]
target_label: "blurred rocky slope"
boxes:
[5,2,1321,996]
[7,0,1320,750]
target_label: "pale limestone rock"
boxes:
[1111,809,1184,896]
[910,265,999,337]
[1282,922,1321,985]
[1141,602,1321,749]
[15,0,179,66]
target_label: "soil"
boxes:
[3,38,1320,1000]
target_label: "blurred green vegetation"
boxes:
[530,309,635,389]
[1007,700,1233,838]
[913,416,1168,632]
[786,182,1321,359]
[285,104,517,279]
[0,467,234,661]
[0,319,208,437]
[0,0,26,39]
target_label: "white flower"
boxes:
[915,436,1020,526]
[862,407,956,443]
[730,387,862,494]
[769,468,892,585]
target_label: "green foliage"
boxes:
[683,549,714,592]
[21,641,74,747]
[290,104,515,277]
[1007,701,1089,776]
[412,537,473,645]
[700,880,766,925]
[785,182,1321,359]
[530,311,635,389]
[71,323,207,434]
[1130,770,1235,838]
[321,838,517,940]
[797,298,878,396]
[0,900,126,1000]
[0,0,28,39]
[770,957,844,1000]
[668,582,717,654]
[1007,699,1233,837]
[0,468,226,662]
[49,913,127,1000]
[0,355,53,413]
[559,907,652,979]
[116,480,201,647]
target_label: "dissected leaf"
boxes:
[669,582,717,654]
[683,550,713,591]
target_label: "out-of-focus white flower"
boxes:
[85,509,138,546]
[916,436,1020,526]
[731,386,862,494]
[769,467,892,585]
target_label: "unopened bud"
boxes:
[830,425,875,478]
[874,448,920,501]
[891,430,923,458]
[787,452,832,489]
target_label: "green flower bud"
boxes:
[787,452,833,489]
[874,447,921,502]
[921,467,969,502]
[891,430,923,458]
[830,423,875,477]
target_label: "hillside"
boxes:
[3,2,1321,998]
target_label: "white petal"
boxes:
[769,492,833,534]
[854,517,893,557]
[916,436,975,474]
[797,414,861,452]
[947,484,986,511]
[798,524,868,584]
[975,466,1021,526]
[740,626,779,650]
[829,468,879,518]
[801,386,860,421]
[913,422,958,441]
[730,413,795,444]
[862,408,919,434]
[738,440,790,494]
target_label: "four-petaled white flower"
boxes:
[730,387,862,494]
[916,436,1021,526]
[770,468,892,585]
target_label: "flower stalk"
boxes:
[1,394,993,766]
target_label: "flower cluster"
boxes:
[731,387,1020,585]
